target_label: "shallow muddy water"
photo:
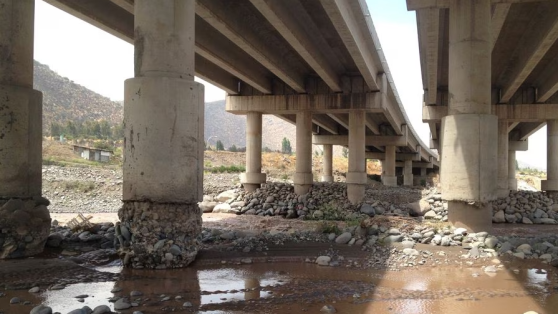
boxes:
[1,261,557,314]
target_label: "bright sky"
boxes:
[33,0,547,169]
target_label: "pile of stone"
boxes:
[46,220,119,264]
[491,191,558,224]
[199,182,414,220]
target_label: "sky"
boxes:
[33,0,547,169]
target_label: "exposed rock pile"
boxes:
[491,191,558,224]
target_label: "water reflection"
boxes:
[1,263,556,314]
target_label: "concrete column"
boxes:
[508,150,517,191]
[542,120,558,199]
[120,0,203,268]
[294,111,313,194]
[497,120,509,198]
[241,112,266,192]
[0,0,51,259]
[321,144,333,182]
[403,160,414,186]
[382,146,397,186]
[441,0,497,232]
[347,110,367,204]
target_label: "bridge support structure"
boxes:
[508,149,518,191]
[497,120,509,198]
[403,160,414,186]
[347,110,367,204]
[321,144,334,183]
[241,112,266,192]
[119,0,203,269]
[0,0,51,259]
[382,146,397,186]
[294,111,313,195]
[543,120,558,200]
[441,0,497,232]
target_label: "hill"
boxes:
[34,60,123,132]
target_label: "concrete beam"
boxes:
[196,0,306,93]
[313,115,340,134]
[536,53,558,102]
[508,121,520,133]
[491,4,511,51]
[327,114,349,129]
[509,140,528,151]
[250,0,342,92]
[313,134,407,147]
[429,122,438,140]
[418,8,440,105]
[44,0,134,43]
[396,161,434,169]
[365,116,380,135]
[194,55,239,95]
[196,18,272,94]
[108,0,133,13]
[226,93,382,114]
[499,4,558,103]
[407,0,545,10]
[365,152,420,161]
[514,122,546,141]
[424,103,558,122]
[320,0,380,91]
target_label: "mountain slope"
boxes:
[33,60,123,131]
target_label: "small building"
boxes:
[73,145,112,162]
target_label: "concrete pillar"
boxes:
[241,112,266,192]
[441,0,497,232]
[497,120,509,198]
[403,160,414,186]
[542,120,558,200]
[0,0,51,259]
[321,144,333,182]
[382,146,397,186]
[294,111,313,194]
[508,150,517,191]
[347,110,367,204]
[120,0,203,268]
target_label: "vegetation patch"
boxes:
[62,180,96,193]
[207,165,246,173]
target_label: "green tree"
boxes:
[281,137,292,154]
[516,160,519,170]
[229,144,238,152]
[50,122,62,137]
[342,147,349,158]
[216,140,224,151]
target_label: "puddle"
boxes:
[1,262,557,313]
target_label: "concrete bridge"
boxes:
[1,0,551,267]
[407,0,558,231]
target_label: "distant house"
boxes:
[73,145,112,162]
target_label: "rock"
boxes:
[540,254,553,263]
[359,204,375,216]
[453,228,467,235]
[484,236,498,249]
[9,297,21,304]
[320,305,337,313]
[403,248,419,256]
[46,233,63,247]
[199,201,217,213]
[514,252,525,259]
[534,208,546,219]
[384,235,403,244]
[522,217,533,224]
[30,305,52,314]
[493,210,505,223]
[387,228,400,235]
[130,290,143,297]
[424,210,437,219]
[114,298,132,310]
[92,305,111,314]
[540,218,557,224]
[407,199,431,216]
[28,286,40,293]
[316,256,331,266]
[484,265,498,273]
[401,240,415,249]
[440,236,451,246]
[183,301,193,307]
[313,210,324,219]
[265,196,275,203]
[212,203,232,213]
[216,190,237,202]
[335,232,352,244]
[517,244,532,254]
[169,245,182,256]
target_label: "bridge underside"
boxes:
[0,0,437,265]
